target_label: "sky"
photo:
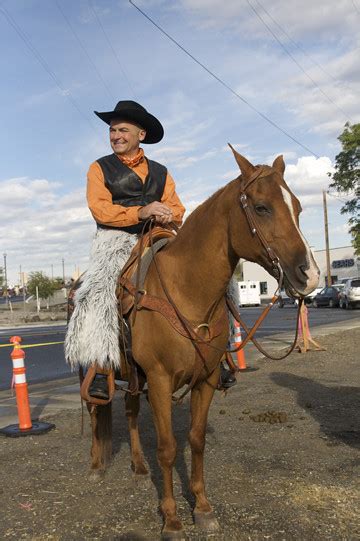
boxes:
[0,0,359,284]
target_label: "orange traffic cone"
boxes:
[296,304,325,354]
[10,336,32,429]
[232,320,258,372]
[0,336,55,437]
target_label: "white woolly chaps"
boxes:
[64,228,138,370]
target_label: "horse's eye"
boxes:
[254,204,270,216]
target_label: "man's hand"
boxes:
[138,201,173,224]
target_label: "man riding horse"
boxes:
[65,100,236,398]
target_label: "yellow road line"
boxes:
[0,341,64,349]
[23,341,64,348]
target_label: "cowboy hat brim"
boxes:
[94,109,164,144]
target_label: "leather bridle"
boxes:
[239,166,285,293]
[227,165,302,359]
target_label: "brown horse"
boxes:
[87,148,319,539]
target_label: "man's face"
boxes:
[109,119,146,157]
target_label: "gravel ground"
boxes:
[0,328,359,541]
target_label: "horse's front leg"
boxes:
[125,374,149,475]
[189,364,220,532]
[87,402,112,481]
[147,373,184,540]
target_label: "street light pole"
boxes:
[323,190,332,286]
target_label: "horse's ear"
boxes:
[228,144,255,179]
[272,155,285,175]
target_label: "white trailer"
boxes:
[237,281,261,307]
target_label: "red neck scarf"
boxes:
[118,148,144,168]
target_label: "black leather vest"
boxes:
[96,153,167,234]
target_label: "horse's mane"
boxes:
[178,177,240,236]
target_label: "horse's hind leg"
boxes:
[87,402,112,481]
[189,366,220,532]
[125,374,149,475]
[148,374,185,540]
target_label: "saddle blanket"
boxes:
[64,228,138,370]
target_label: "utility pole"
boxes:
[62,258,65,285]
[3,253,8,304]
[323,190,332,286]
[20,264,26,312]
[51,264,54,280]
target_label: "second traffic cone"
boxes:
[233,320,247,369]
[296,303,325,354]
[232,320,258,372]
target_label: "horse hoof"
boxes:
[131,461,149,476]
[161,529,187,541]
[193,510,220,531]
[88,469,105,482]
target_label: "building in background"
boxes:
[240,246,359,302]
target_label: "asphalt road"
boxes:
[0,306,359,390]
[0,324,69,391]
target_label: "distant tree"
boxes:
[53,276,65,288]
[27,271,58,306]
[0,266,3,287]
[328,122,360,255]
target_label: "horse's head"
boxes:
[228,145,319,297]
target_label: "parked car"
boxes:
[339,278,360,309]
[278,289,297,308]
[312,285,344,308]
[304,286,323,305]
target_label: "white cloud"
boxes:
[220,168,239,181]
[285,156,334,197]
[279,64,358,136]
[265,151,298,164]
[0,177,62,210]
[0,176,93,282]
[177,0,359,41]
[172,0,359,136]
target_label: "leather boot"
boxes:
[218,362,237,390]
[89,374,109,400]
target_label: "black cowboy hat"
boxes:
[94,100,164,144]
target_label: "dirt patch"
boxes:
[0,328,359,540]
[0,305,67,326]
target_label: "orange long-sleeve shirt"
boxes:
[87,154,185,228]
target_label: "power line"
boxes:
[0,4,102,140]
[55,0,115,101]
[129,0,320,158]
[246,0,352,123]
[87,0,137,98]
[255,0,356,93]
[327,190,356,204]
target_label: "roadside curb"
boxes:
[0,320,67,332]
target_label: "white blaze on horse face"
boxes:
[280,186,319,291]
